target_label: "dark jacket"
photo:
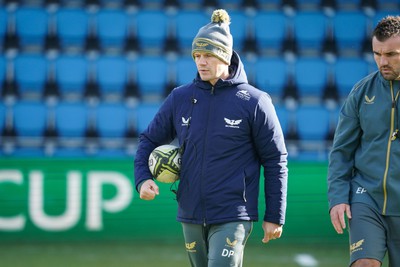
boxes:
[134,51,288,225]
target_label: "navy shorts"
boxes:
[349,202,400,266]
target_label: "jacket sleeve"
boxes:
[327,93,361,210]
[134,94,177,192]
[252,93,288,225]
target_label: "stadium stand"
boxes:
[0,1,398,160]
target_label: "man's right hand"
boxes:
[139,179,159,200]
[329,203,352,234]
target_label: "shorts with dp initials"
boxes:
[349,202,400,267]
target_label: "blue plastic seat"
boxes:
[376,0,400,11]
[136,56,168,96]
[15,53,47,97]
[55,101,87,139]
[295,0,322,9]
[333,11,367,55]
[296,105,330,141]
[255,57,287,97]
[97,55,127,97]
[0,55,5,86]
[96,103,128,139]
[97,9,128,50]
[175,56,197,85]
[293,11,327,54]
[334,58,369,98]
[228,11,247,51]
[13,101,47,138]
[56,8,88,49]
[0,101,5,133]
[254,11,287,53]
[56,55,87,98]
[294,57,328,98]
[0,8,6,49]
[53,147,87,158]
[136,103,161,134]
[335,0,361,9]
[136,10,168,51]
[16,7,48,48]
[274,105,288,136]
[175,11,208,51]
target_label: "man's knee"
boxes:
[351,258,381,267]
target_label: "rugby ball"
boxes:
[148,145,181,183]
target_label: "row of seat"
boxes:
[0,53,375,103]
[0,99,338,157]
[0,7,397,56]
[3,0,398,11]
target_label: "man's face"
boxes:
[372,35,400,81]
[193,52,229,85]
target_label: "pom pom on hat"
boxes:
[211,9,230,24]
[192,9,233,65]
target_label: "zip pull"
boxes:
[391,129,399,141]
[211,86,214,95]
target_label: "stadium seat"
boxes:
[95,148,127,158]
[96,103,128,139]
[255,57,288,97]
[293,11,327,54]
[11,147,46,157]
[254,11,287,54]
[334,58,369,98]
[136,10,168,52]
[0,55,5,87]
[274,105,288,136]
[0,101,5,133]
[175,56,197,85]
[295,0,322,10]
[56,55,88,99]
[335,0,361,10]
[96,9,128,51]
[296,105,330,141]
[227,11,247,51]
[16,7,48,48]
[0,8,6,49]
[256,0,282,9]
[175,10,208,51]
[333,11,367,55]
[376,0,400,11]
[56,8,88,50]
[15,53,48,98]
[53,147,87,158]
[136,103,161,134]
[136,56,168,97]
[294,57,328,99]
[96,55,127,98]
[55,101,87,141]
[13,101,47,143]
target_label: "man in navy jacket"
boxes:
[134,9,288,267]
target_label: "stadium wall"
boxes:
[0,159,347,244]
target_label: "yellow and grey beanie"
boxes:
[192,9,233,65]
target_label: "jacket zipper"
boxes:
[383,81,398,214]
[200,86,215,226]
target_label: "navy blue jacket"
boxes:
[134,52,288,225]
